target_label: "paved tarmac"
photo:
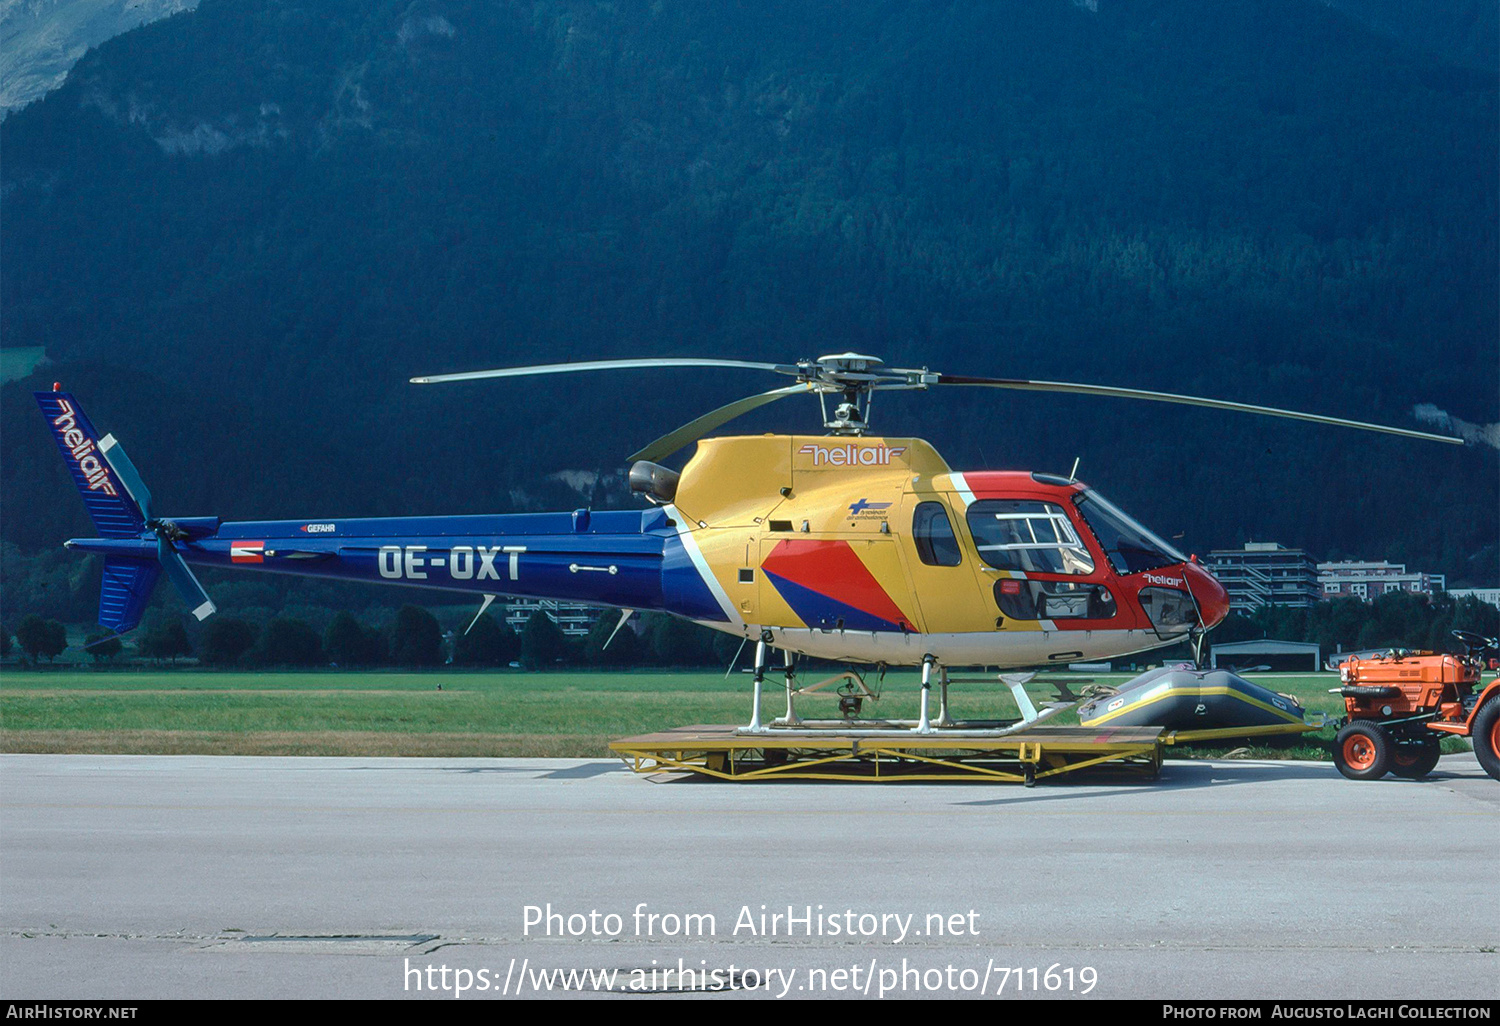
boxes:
[1,751,1495,1000]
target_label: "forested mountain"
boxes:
[1324,0,1498,73]
[2,0,1496,599]
[0,0,199,115]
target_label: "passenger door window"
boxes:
[912,501,962,567]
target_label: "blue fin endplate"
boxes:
[98,557,162,633]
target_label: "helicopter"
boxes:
[35,353,1463,732]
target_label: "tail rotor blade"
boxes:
[628,384,812,463]
[97,434,154,520]
[157,537,216,621]
[935,376,1465,446]
[96,430,213,621]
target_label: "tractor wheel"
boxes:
[1473,701,1500,782]
[1334,722,1391,781]
[1389,738,1441,780]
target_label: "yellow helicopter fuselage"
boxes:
[661,434,1229,668]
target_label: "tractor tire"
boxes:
[1389,738,1441,780]
[1473,700,1500,783]
[1334,721,1391,781]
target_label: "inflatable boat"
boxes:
[1077,664,1307,732]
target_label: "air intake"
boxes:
[629,460,680,503]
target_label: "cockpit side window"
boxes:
[965,500,1095,575]
[912,500,962,567]
[1072,491,1186,575]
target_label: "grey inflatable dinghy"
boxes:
[1077,665,1307,732]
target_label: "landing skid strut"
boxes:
[740,643,1074,739]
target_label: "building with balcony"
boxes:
[502,598,601,637]
[1206,542,1321,614]
[1317,561,1445,601]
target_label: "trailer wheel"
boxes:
[1473,701,1500,782]
[1334,722,1391,780]
[1390,738,1441,780]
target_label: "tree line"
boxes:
[5,591,1497,670]
[1212,592,1499,656]
[0,606,746,670]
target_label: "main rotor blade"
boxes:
[411,358,791,385]
[936,376,1465,446]
[629,384,812,464]
[157,537,216,621]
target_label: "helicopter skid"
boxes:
[751,648,1074,736]
[751,626,1183,670]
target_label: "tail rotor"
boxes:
[97,433,216,622]
[37,389,216,630]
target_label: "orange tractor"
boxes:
[1332,630,1500,781]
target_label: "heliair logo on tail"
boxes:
[51,399,118,497]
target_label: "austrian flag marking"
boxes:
[231,541,265,564]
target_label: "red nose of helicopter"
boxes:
[1183,560,1230,630]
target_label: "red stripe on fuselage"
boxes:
[760,540,912,628]
[961,471,1084,503]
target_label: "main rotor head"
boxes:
[784,352,936,435]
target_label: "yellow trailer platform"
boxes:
[609,723,1173,783]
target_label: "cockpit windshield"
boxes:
[1072,490,1187,575]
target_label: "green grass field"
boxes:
[3,666,1451,760]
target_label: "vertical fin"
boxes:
[34,392,146,537]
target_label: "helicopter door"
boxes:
[895,495,995,636]
[962,498,1118,628]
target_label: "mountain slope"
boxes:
[2,0,1495,583]
[0,0,199,115]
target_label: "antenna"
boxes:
[1069,457,1080,482]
